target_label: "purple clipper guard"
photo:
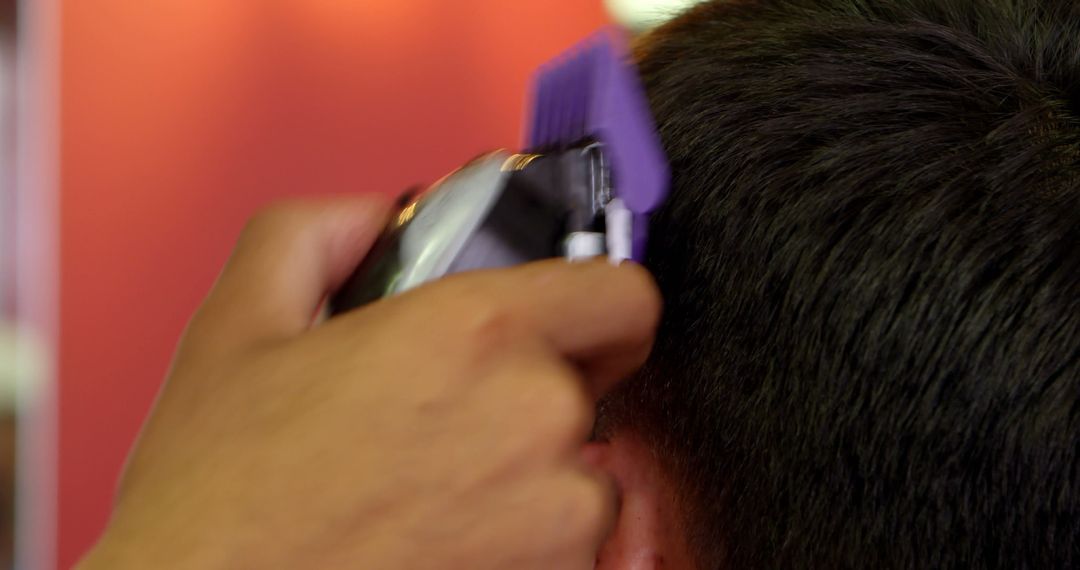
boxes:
[525,27,670,262]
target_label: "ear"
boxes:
[585,433,697,569]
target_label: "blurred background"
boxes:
[0,0,700,568]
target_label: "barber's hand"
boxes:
[79,197,661,570]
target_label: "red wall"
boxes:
[58,2,609,567]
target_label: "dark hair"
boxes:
[599,0,1080,567]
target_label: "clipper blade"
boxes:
[526,28,669,260]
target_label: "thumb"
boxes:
[190,195,392,354]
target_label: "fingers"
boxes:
[513,469,617,570]
[476,341,596,457]
[402,259,662,399]
[190,195,392,354]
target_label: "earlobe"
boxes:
[586,434,697,569]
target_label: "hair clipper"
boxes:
[330,28,669,314]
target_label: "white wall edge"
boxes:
[14,0,60,566]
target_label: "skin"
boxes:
[77,196,662,570]
[589,433,698,570]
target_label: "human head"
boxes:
[593,0,1080,567]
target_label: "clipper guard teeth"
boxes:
[525,28,670,261]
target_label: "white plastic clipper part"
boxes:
[561,198,633,264]
[564,232,607,261]
[605,198,633,264]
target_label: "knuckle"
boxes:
[437,283,521,355]
[459,308,518,366]
[464,302,517,343]
[536,379,593,443]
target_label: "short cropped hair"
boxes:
[601,1,1080,567]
